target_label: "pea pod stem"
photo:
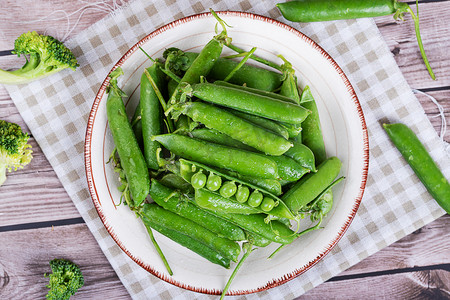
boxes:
[220,244,256,300]
[406,1,435,80]
[226,43,282,71]
[143,223,173,275]
[223,47,257,82]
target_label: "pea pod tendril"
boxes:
[277,0,435,80]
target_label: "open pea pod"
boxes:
[178,159,297,220]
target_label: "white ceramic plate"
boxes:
[85,11,369,296]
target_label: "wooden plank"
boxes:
[342,214,450,275]
[0,217,448,299]
[375,1,450,89]
[298,269,450,299]
[0,1,130,49]
[0,223,131,299]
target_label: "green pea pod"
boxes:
[229,109,290,140]
[279,70,300,105]
[141,203,241,262]
[152,134,279,179]
[165,50,283,91]
[150,180,246,241]
[181,101,292,155]
[280,122,302,139]
[300,86,327,165]
[178,159,294,219]
[190,82,311,124]
[246,232,272,247]
[212,211,297,244]
[284,140,317,172]
[130,102,143,151]
[169,11,229,104]
[140,204,231,268]
[282,156,342,212]
[195,188,261,215]
[190,128,255,152]
[270,155,310,182]
[106,68,149,207]
[140,62,166,170]
[158,173,194,193]
[277,1,434,80]
[383,123,450,213]
[214,80,297,104]
[219,169,283,196]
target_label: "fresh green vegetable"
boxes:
[283,156,342,212]
[45,259,84,300]
[106,68,149,207]
[141,203,241,262]
[0,31,78,84]
[284,140,317,172]
[180,101,293,155]
[153,134,279,179]
[190,128,255,152]
[276,0,435,80]
[150,180,246,241]
[299,86,327,165]
[0,120,33,186]
[383,123,450,213]
[140,61,166,170]
[140,203,232,268]
[177,159,295,219]
[164,50,283,92]
[169,9,229,102]
[188,82,311,124]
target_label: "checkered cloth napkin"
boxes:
[5,0,449,298]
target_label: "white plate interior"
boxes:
[86,12,368,295]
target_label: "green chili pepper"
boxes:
[383,123,450,213]
[106,68,149,207]
[276,0,435,80]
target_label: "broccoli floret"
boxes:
[46,259,84,300]
[0,120,33,186]
[0,31,78,85]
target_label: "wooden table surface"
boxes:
[0,1,449,299]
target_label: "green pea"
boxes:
[191,171,207,189]
[207,173,222,191]
[235,185,250,203]
[248,190,263,207]
[220,181,237,198]
[260,197,275,212]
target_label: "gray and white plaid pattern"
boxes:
[5,0,449,299]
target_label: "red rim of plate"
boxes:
[84,11,369,296]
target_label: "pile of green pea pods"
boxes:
[105,11,343,296]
